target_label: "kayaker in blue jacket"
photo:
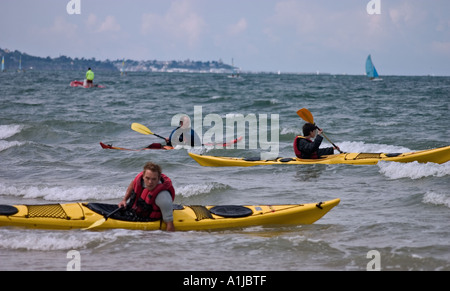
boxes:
[294,123,338,159]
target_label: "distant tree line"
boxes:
[0,48,236,73]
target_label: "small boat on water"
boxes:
[70,80,105,88]
[366,54,381,81]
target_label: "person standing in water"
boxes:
[85,68,95,88]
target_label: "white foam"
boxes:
[176,183,229,197]
[280,127,297,135]
[0,140,24,152]
[0,124,23,139]
[0,232,91,251]
[0,182,231,201]
[0,229,132,251]
[378,161,450,180]
[337,141,411,153]
[372,121,400,127]
[423,191,450,208]
[0,124,25,152]
[0,184,123,201]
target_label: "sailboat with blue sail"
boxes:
[1,56,4,72]
[365,54,381,80]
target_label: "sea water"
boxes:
[0,71,449,271]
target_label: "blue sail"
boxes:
[1,56,4,72]
[365,55,379,79]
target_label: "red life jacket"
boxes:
[293,136,318,159]
[131,172,175,219]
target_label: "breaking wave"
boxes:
[176,182,230,197]
[422,191,450,208]
[0,124,25,152]
[0,184,123,201]
[378,161,450,180]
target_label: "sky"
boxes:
[1,0,450,76]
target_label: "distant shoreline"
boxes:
[0,47,236,73]
[1,47,449,77]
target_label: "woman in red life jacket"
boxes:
[118,162,175,231]
[294,123,339,159]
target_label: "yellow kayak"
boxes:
[0,199,340,231]
[189,145,450,167]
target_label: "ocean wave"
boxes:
[422,191,450,208]
[337,141,411,153]
[252,99,280,106]
[0,231,94,251]
[378,161,450,180]
[0,182,231,201]
[176,182,230,197]
[0,184,123,201]
[372,121,401,127]
[0,124,25,152]
[280,127,298,136]
[0,124,23,139]
[0,140,25,152]
[0,229,131,251]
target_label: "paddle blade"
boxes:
[131,123,153,135]
[296,108,314,124]
[83,218,106,230]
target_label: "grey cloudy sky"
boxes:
[1,0,449,75]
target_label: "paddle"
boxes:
[131,123,166,140]
[132,122,242,147]
[84,206,123,230]
[296,108,343,153]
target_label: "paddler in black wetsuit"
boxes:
[294,123,339,159]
